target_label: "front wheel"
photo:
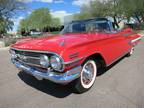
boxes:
[74,59,97,93]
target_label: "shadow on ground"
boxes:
[18,55,127,98]
[18,71,73,98]
[97,55,126,76]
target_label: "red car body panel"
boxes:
[11,28,141,68]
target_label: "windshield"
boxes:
[60,20,111,34]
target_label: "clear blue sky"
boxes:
[11,0,90,33]
[26,0,80,13]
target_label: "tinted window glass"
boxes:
[72,23,86,32]
[61,20,111,34]
[95,22,110,31]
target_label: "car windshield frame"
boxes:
[60,19,112,34]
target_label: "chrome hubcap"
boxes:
[82,63,94,85]
[130,47,134,55]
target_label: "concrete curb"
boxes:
[0,47,9,51]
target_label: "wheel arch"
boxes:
[83,53,107,68]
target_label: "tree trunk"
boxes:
[140,12,144,22]
[135,12,141,24]
[142,16,144,22]
[48,27,50,32]
[113,16,119,29]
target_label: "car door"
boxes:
[91,31,130,65]
[87,20,131,65]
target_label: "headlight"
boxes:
[10,50,17,59]
[50,55,63,71]
[40,55,49,68]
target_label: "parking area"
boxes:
[0,38,144,108]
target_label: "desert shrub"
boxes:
[140,23,144,30]
[4,38,17,47]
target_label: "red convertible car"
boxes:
[10,18,141,93]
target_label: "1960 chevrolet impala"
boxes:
[10,18,141,93]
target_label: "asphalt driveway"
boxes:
[0,38,144,108]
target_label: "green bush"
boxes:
[4,38,17,47]
[140,23,144,30]
[51,31,60,34]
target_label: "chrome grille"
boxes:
[18,56,40,66]
[13,50,43,67]
[10,48,65,72]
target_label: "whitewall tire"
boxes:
[74,59,97,93]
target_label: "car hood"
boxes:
[11,33,89,54]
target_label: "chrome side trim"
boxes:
[63,57,85,65]
[131,37,141,43]
[12,59,82,84]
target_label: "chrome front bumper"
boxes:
[12,59,81,84]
